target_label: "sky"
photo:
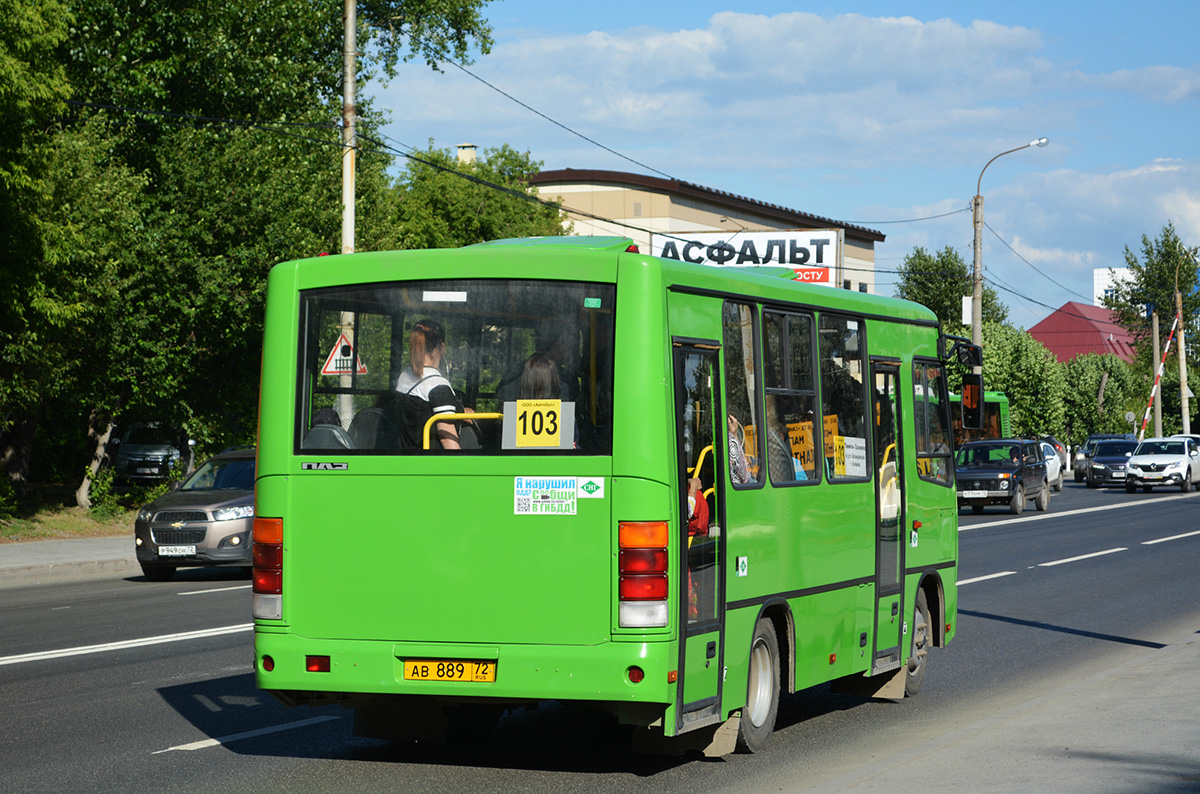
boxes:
[370,2,1200,329]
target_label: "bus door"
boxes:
[672,341,725,732]
[870,359,906,675]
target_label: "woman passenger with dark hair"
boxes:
[395,319,462,450]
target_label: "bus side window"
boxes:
[722,302,762,485]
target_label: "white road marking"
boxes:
[0,623,253,667]
[178,585,252,596]
[1038,547,1128,567]
[1142,529,1200,545]
[958,491,1200,531]
[152,716,341,754]
[958,571,1017,585]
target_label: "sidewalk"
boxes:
[804,630,1200,793]
[0,535,140,588]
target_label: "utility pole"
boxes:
[338,0,358,424]
[341,0,357,256]
[1152,312,1162,437]
[971,138,1049,371]
[1179,254,1193,435]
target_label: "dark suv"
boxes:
[956,439,1050,514]
[134,447,255,581]
[1073,433,1136,482]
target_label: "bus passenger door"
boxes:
[871,360,906,675]
[672,342,725,733]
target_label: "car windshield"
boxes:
[181,457,255,491]
[956,443,1019,467]
[125,426,175,445]
[1094,441,1137,457]
[1134,441,1185,456]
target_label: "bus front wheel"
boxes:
[736,617,780,753]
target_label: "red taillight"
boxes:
[619,548,668,573]
[252,517,282,595]
[254,569,281,594]
[625,244,640,253]
[618,521,669,627]
[306,655,331,673]
[620,574,668,600]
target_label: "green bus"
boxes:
[253,236,965,754]
[950,390,1011,445]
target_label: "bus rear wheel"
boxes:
[905,589,931,697]
[736,617,780,753]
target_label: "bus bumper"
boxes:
[255,631,675,708]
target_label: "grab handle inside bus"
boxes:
[422,413,503,450]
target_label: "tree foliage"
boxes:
[894,245,1007,330]
[0,0,500,506]
[393,143,568,249]
[1062,353,1140,445]
[978,322,1067,438]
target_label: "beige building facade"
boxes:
[527,169,884,294]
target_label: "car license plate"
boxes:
[158,545,196,556]
[961,490,988,498]
[1146,472,1162,479]
[404,659,495,683]
[137,467,158,474]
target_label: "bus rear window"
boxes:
[296,279,615,454]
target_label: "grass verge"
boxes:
[0,507,135,543]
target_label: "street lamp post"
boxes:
[971,138,1049,358]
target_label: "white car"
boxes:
[1125,437,1200,493]
[1040,440,1064,492]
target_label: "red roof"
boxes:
[1028,302,1135,363]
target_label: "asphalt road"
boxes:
[2,482,1198,793]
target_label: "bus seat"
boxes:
[302,424,355,449]
[348,407,399,450]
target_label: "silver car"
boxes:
[134,447,255,581]
[1125,437,1200,493]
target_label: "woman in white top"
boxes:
[395,318,461,450]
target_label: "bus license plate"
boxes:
[158,545,196,556]
[404,659,495,683]
[961,490,987,498]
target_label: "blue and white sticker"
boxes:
[513,476,605,515]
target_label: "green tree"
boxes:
[978,322,1067,438]
[1103,223,1200,354]
[1062,353,1139,445]
[0,0,73,492]
[2,0,495,507]
[894,245,1007,330]
[392,143,568,249]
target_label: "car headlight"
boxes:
[1166,461,1184,471]
[1000,480,1010,489]
[1091,463,1103,469]
[213,505,254,521]
[137,507,153,522]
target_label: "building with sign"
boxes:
[528,168,885,294]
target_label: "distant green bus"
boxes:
[950,390,1011,445]
[252,236,965,753]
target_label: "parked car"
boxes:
[956,438,1050,514]
[112,423,184,482]
[134,447,255,581]
[1040,435,1068,471]
[1125,437,1200,493]
[1072,433,1136,482]
[1040,440,1065,491]
[1086,439,1139,488]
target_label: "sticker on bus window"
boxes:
[584,297,602,308]
[514,476,578,515]
[501,402,576,449]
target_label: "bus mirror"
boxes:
[961,374,984,431]
[955,344,982,369]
